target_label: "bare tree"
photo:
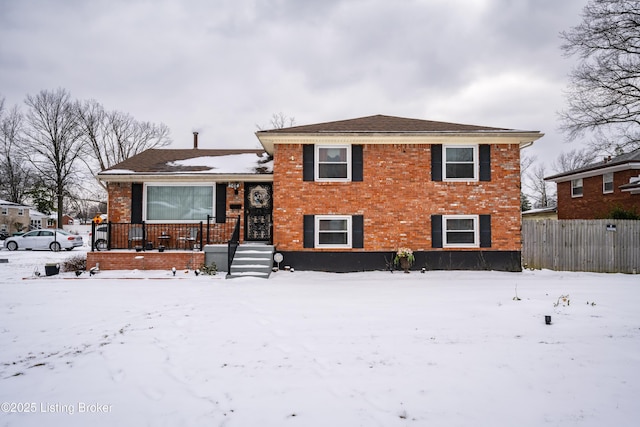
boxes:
[76,100,171,185]
[526,164,557,209]
[552,148,599,173]
[23,88,83,227]
[0,101,32,203]
[559,0,640,153]
[257,112,296,130]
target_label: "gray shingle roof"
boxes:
[545,149,640,181]
[256,114,515,134]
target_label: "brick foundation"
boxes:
[87,251,205,271]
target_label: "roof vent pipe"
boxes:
[193,132,199,149]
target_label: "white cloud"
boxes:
[0,0,587,163]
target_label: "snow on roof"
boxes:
[100,169,136,174]
[166,153,272,174]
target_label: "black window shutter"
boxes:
[431,215,443,248]
[480,214,491,248]
[352,145,363,182]
[352,215,364,248]
[131,183,143,224]
[479,145,491,181]
[431,145,442,181]
[303,145,314,181]
[303,215,315,248]
[216,183,227,223]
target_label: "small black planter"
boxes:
[545,315,552,325]
[45,263,60,276]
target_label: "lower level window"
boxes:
[315,215,352,248]
[146,185,214,221]
[443,215,479,248]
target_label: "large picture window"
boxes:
[315,145,351,181]
[315,215,352,248]
[145,185,214,222]
[444,146,477,180]
[443,215,479,248]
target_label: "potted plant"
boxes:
[394,247,415,273]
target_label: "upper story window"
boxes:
[145,184,214,222]
[315,146,351,181]
[1,207,7,215]
[17,208,24,216]
[303,145,363,183]
[443,215,479,248]
[571,178,583,197]
[603,172,614,194]
[444,145,478,181]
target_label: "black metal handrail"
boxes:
[227,215,241,275]
[90,218,236,251]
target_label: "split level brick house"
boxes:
[91,115,543,273]
[545,149,640,219]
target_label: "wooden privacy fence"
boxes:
[522,219,640,274]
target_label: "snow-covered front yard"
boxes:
[1,246,639,426]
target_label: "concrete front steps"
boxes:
[228,244,274,279]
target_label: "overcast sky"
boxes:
[0,0,588,164]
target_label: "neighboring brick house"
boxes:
[95,115,542,272]
[545,149,640,219]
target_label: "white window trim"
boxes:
[315,215,352,248]
[17,208,24,216]
[443,145,479,182]
[143,183,215,223]
[315,145,351,182]
[1,207,7,215]
[571,178,583,198]
[443,215,479,248]
[603,173,614,194]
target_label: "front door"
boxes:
[244,183,273,242]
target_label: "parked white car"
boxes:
[4,229,83,252]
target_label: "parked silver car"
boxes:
[4,229,83,252]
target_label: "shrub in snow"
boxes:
[62,254,86,273]
[199,262,217,275]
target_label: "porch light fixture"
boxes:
[228,182,241,194]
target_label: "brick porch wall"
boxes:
[556,170,640,219]
[272,143,522,252]
[87,251,205,271]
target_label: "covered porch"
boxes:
[86,216,242,273]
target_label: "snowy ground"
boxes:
[0,245,639,427]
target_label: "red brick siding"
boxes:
[107,182,132,223]
[87,251,205,271]
[557,170,640,219]
[273,143,522,252]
